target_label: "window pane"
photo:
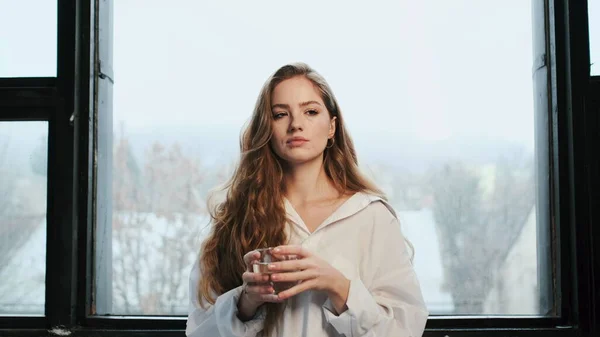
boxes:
[106,0,547,315]
[0,0,57,77]
[590,0,600,75]
[0,121,48,315]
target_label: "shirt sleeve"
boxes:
[322,205,429,337]
[186,256,266,337]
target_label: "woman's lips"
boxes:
[287,139,308,146]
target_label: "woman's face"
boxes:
[269,76,336,166]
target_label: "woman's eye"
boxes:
[273,112,287,119]
[306,109,318,115]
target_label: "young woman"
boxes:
[186,62,428,337]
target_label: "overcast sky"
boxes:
[110,0,536,147]
[0,0,598,168]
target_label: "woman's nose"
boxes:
[288,114,303,132]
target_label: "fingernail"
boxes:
[269,264,276,269]
[273,247,280,252]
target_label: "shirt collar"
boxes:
[283,192,390,235]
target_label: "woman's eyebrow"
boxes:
[299,100,322,107]
[271,101,322,110]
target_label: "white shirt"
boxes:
[186,192,429,337]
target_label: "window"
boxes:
[0,121,48,316]
[0,0,72,331]
[1,0,598,336]
[102,0,546,317]
[0,0,57,78]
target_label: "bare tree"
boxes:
[0,140,40,272]
[142,142,204,314]
[0,138,45,314]
[430,153,534,313]
[112,135,206,314]
[112,135,148,313]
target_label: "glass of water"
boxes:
[253,247,299,294]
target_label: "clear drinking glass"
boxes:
[253,247,299,294]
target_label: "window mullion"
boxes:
[45,0,78,328]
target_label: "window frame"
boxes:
[0,0,598,336]
[0,0,81,331]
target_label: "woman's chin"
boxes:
[282,153,324,166]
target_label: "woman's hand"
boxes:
[237,250,281,321]
[269,245,351,314]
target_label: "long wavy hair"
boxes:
[197,62,385,335]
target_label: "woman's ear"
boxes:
[329,116,337,138]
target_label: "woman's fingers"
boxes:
[276,279,316,301]
[272,245,310,258]
[242,271,271,283]
[245,283,274,295]
[271,269,315,282]
[243,283,283,303]
[267,258,311,272]
[243,250,260,267]
[260,294,283,303]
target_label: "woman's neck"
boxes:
[284,158,337,204]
